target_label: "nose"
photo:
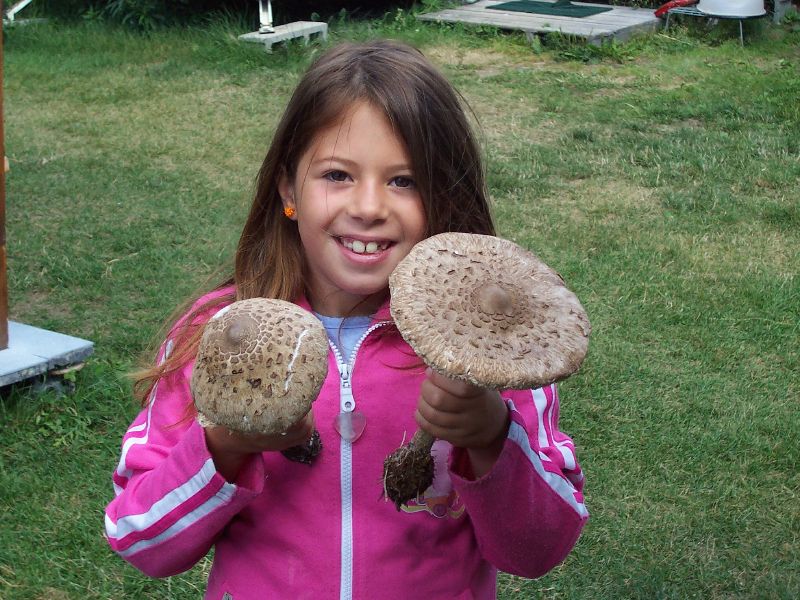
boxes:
[347,180,389,223]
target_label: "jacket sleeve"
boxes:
[448,384,588,578]
[104,343,265,578]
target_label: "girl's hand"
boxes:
[204,412,315,482]
[415,369,510,477]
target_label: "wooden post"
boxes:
[0,21,8,350]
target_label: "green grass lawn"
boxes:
[1,9,798,599]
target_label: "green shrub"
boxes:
[103,0,190,30]
[32,0,417,29]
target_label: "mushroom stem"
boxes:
[382,429,436,510]
[408,428,435,451]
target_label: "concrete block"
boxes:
[239,21,328,52]
[0,321,94,387]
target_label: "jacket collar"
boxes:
[295,294,393,326]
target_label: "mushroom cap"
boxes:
[191,298,329,435]
[389,232,591,389]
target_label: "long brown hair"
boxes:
[133,39,496,406]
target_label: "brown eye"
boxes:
[391,176,415,189]
[324,170,349,183]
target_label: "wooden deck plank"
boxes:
[423,12,651,37]
[456,1,656,25]
[429,0,658,25]
[424,10,629,35]
[419,1,660,43]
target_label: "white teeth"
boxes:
[341,238,387,254]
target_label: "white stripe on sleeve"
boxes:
[107,458,220,540]
[114,481,237,558]
[114,338,174,492]
[508,420,588,518]
[532,387,550,449]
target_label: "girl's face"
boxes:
[279,102,427,317]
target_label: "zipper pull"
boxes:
[339,362,355,413]
[335,359,366,442]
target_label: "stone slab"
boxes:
[420,1,660,45]
[0,321,94,387]
[239,21,328,51]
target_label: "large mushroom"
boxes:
[191,298,329,464]
[382,232,591,508]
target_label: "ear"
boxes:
[278,171,297,219]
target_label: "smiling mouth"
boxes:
[338,237,392,255]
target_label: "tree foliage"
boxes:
[33,0,417,30]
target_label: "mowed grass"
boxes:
[1,13,798,599]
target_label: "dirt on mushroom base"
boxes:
[383,434,436,511]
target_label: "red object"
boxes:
[655,0,699,18]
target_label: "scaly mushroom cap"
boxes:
[191,298,329,435]
[389,232,591,389]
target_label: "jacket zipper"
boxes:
[330,322,388,600]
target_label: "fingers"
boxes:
[425,368,484,398]
[414,409,458,442]
[415,406,478,448]
[416,368,507,449]
[415,379,475,443]
[415,397,463,431]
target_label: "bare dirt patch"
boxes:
[10,289,75,324]
[426,45,529,71]
[553,178,660,223]
[672,228,798,280]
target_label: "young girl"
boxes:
[105,40,588,599]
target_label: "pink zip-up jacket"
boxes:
[105,287,588,599]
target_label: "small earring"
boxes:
[283,206,296,218]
